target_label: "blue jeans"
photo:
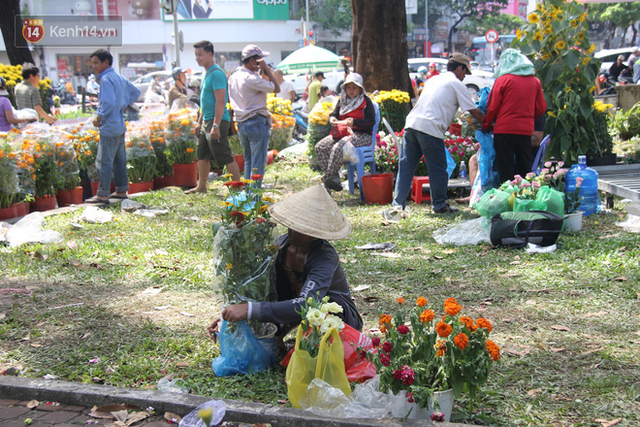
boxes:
[393,128,448,211]
[237,115,270,188]
[95,133,128,197]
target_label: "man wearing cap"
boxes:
[307,71,324,111]
[385,53,484,217]
[207,184,363,341]
[228,44,279,188]
[187,40,240,194]
[482,49,546,184]
[168,67,188,108]
[609,55,629,82]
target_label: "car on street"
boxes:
[132,70,172,102]
[595,47,637,73]
[408,57,495,100]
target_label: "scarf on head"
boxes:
[339,90,365,117]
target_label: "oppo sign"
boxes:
[257,0,288,4]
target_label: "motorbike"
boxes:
[53,84,78,105]
[291,100,308,143]
[597,72,617,96]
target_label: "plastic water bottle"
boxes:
[565,155,599,216]
[459,161,467,179]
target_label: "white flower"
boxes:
[306,308,325,327]
[320,314,344,334]
[320,302,343,314]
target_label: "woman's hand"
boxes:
[329,117,339,127]
[344,118,354,128]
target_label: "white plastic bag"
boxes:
[433,217,491,246]
[5,212,63,247]
[178,400,226,427]
[342,141,359,164]
[157,378,189,394]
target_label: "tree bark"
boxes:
[0,0,35,65]
[351,0,410,93]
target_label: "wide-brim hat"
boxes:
[268,184,351,240]
[449,52,472,75]
[340,72,365,91]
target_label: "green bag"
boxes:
[536,186,565,218]
[513,197,547,212]
[473,188,511,218]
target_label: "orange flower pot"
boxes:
[0,205,17,221]
[12,202,28,217]
[267,149,278,165]
[56,186,83,207]
[448,123,462,136]
[128,181,154,194]
[153,175,174,189]
[30,195,57,212]
[173,163,198,187]
[90,181,115,196]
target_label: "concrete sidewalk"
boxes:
[0,377,477,427]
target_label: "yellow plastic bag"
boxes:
[285,326,351,408]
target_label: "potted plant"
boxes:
[126,129,156,193]
[165,108,198,187]
[0,136,20,220]
[371,90,410,133]
[306,100,336,171]
[363,297,500,421]
[70,123,100,194]
[54,139,82,207]
[149,119,174,189]
[24,135,58,211]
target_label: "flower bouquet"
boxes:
[126,126,157,184]
[165,108,197,165]
[306,99,336,167]
[70,123,100,182]
[372,90,410,133]
[363,297,500,419]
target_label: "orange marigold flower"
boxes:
[186,148,194,153]
[453,333,469,350]
[476,317,493,332]
[486,339,501,361]
[444,297,462,316]
[436,321,453,338]
[416,297,427,307]
[380,325,388,334]
[396,297,405,304]
[435,339,446,357]
[459,316,476,332]
[419,309,435,323]
[379,314,392,326]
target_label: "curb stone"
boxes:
[0,377,479,427]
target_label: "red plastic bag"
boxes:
[281,324,376,383]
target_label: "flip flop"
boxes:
[85,196,110,205]
[109,194,128,200]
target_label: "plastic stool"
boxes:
[411,176,431,204]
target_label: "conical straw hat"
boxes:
[268,184,351,240]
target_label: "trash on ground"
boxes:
[133,208,169,217]
[433,217,491,246]
[157,377,189,394]
[354,242,396,251]
[3,212,64,247]
[80,206,113,223]
[121,199,147,212]
[525,243,557,253]
[178,400,226,427]
[615,214,640,233]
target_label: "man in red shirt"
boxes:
[482,49,546,183]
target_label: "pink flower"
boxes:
[532,181,541,189]
[379,352,390,366]
[557,168,568,177]
[431,412,445,422]
[544,161,552,168]
[383,341,393,353]
[558,161,565,167]
[541,168,550,174]
[526,172,536,179]
[398,324,410,335]
[406,392,415,403]
[400,365,415,386]
[576,176,584,188]
[371,336,381,347]
[520,182,531,188]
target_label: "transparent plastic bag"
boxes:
[211,320,276,376]
[342,141,359,164]
[433,217,491,246]
[157,378,189,394]
[4,212,63,247]
[473,188,511,219]
[178,400,226,427]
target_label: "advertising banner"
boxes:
[165,0,289,21]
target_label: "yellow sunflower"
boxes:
[516,29,523,40]
[528,13,540,24]
[534,31,543,42]
[555,40,566,51]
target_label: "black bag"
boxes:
[490,210,563,248]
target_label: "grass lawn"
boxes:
[1,160,638,426]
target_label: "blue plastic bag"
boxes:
[212,320,277,376]
[476,87,491,114]
[475,130,500,191]
[445,148,455,179]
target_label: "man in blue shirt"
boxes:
[187,40,240,194]
[86,49,140,204]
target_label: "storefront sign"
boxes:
[434,21,448,41]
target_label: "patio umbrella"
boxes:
[276,45,342,73]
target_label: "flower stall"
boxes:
[267,94,296,152]
[372,90,410,133]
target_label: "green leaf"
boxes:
[562,49,581,70]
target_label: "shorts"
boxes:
[197,119,234,165]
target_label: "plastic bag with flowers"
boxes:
[285,295,351,408]
[19,126,58,198]
[52,131,80,191]
[0,134,20,209]
[372,90,410,133]
[68,121,100,182]
[267,94,296,151]
[126,123,157,184]
[306,99,337,164]
[165,107,197,165]
[147,118,173,178]
[362,297,500,420]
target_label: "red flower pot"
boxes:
[172,163,198,187]
[153,175,174,189]
[90,182,115,196]
[30,195,57,212]
[56,186,83,207]
[267,149,278,165]
[12,202,28,217]
[448,123,462,136]
[128,181,154,194]
[361,173,394,205]
[234,154,245,172]
[0,205,17,221]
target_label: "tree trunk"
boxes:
[632,23,638,48]
[619,26,628,48]
[447,16,465,54]
[351,0,410,92]
[0,0,35,65]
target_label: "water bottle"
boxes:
[459,161,467,180]
[565,155,599,216]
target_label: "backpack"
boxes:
[490,210,563,248]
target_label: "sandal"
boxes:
[109,194,128,200]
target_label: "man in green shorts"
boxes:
[187,40,240,194]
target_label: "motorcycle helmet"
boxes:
[172,67,184,79]
[88,74,96,80]
[598,74,607,83]
[417,66,428,74]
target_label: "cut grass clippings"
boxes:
[1,160,639,426]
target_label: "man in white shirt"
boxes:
[384,53,484,217]
[273,69,295,102]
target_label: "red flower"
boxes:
[251,174,263,181]
[405,392,415,403]
[229,210,245,226]
[379,352,390,366]
[382,341,393,353]
[371,336,380,347]
[393,369,402,381]
[397,324,409,335]
[255,217,266,224]
[224,181,245,189]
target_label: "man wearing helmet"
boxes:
[168,67,187,108]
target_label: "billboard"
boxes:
[164,0,289,21]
